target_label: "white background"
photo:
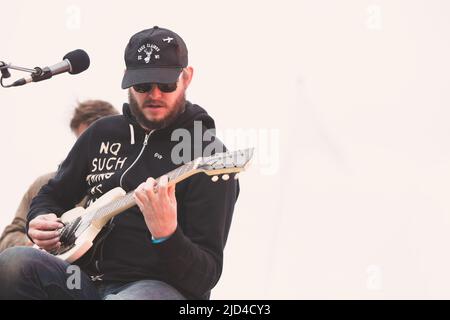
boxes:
[2,0,450,299]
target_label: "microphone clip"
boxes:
[30,66,53,82]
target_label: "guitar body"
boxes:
[53,187,126,262]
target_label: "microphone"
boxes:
[11,49,90,87]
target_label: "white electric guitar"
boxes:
[35,148,254,263]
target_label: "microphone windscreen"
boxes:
[63,49,90,74]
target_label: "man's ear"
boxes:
[182,66,194,88]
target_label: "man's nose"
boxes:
[146,84,162,99]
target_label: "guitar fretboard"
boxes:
[92,160,198,222]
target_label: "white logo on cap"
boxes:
[137,44,161,64]
[143,48,153,63]
[163,37,174,43]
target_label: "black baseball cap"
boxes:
[121,26,188,89]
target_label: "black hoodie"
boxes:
[28,101,239,300]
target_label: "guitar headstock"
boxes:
[195,148,254,181]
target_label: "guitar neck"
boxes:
[93,159,201,224]
[90,147,253,226]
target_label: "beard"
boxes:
[128,90,186,131]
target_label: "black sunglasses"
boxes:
[133,82,178,93]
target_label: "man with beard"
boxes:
[0,26,239,300]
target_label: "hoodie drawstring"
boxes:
[129,124,135,145]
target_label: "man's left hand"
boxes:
[134,175,177,239]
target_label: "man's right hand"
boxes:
[28,214,64,252]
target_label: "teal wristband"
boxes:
[151,235,170,244]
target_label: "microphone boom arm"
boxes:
[0,62,44,88]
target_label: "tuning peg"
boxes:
[222,174,230,181]
[234,173,239,180]
[211,176,219,182]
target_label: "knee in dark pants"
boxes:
[0,246,100,300]
[0,246,43,283]
[0,246,66,299]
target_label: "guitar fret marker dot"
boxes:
[211,176,219,182]
[222,174,230,181]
